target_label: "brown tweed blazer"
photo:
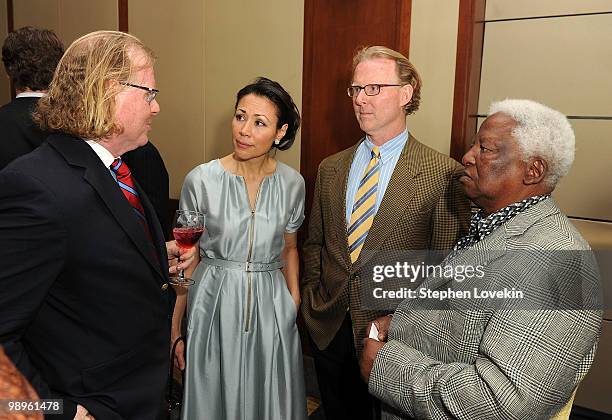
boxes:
[301,134,471,354]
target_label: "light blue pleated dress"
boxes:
[179,159,307,420]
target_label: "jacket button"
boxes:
[161,283,169,291]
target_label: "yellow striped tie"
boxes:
[348,146,380,263]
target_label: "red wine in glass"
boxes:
[173,227,204,249]
[169,210,205,287]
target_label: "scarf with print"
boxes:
[452,194,551,253]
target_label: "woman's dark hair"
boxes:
[2,26,64,91]
[235,77,301,151]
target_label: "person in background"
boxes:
[123,141,171,237]
[0,26,64,170]
[301,45,470,419]
[0,31,195,420]
[173,77,307,420]
[361,99,602,419]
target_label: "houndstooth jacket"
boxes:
[369,198,603,419]
[301,135,470,354]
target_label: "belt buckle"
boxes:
[245,261,253,272]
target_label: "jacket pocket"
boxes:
[81,344,149,392]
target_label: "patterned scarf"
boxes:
[453,194,550,253]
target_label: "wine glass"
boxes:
[169,210,205,287]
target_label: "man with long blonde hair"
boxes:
[0,31,192,419]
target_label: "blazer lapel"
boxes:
[49,135,165,282]
[427,198,559,292]
[357,135,420,268]
[331,143,359,267]
[503,197,559,238]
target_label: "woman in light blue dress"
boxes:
[172,77,307,420]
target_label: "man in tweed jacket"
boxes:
[361,99,603,419]
[301,46,470,419]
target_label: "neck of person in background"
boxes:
[15,87,47,96]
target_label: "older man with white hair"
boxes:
[360,99,603,419]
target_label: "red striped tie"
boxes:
[110,158,152,239]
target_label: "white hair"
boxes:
[488,99,575,187]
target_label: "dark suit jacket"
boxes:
[0,97,48,170]
[301,135,470,354]
[0,133,174,420]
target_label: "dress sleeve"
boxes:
[285,174,305,233]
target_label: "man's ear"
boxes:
[524,158,548,185]
[400,84,413,108]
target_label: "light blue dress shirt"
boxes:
[345,129,409,225]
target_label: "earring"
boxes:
[274,139,280,145]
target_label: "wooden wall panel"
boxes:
[301,0,412,218]
[450,0,485,161]
[118,0,127,32]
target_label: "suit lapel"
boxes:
[331,143,359,266]
[503,197,559,237]
[428,198,559,291]
[356,135,420,268]
[85,165,167,283]
[49,135,165,282]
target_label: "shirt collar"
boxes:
[16,92,45,98]
[364,128,408,163]
[85,140,117,168]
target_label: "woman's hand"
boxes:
[166,240,198,275]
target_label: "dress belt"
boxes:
[201,256,284,272]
